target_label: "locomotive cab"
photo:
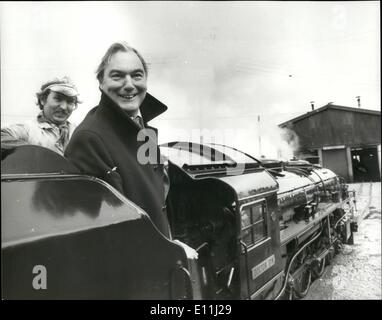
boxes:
[161,142,284,299]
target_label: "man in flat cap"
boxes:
[1,77,81,156]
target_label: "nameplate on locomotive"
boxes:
[251,254,275,280]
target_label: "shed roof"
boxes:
[279,103,380,127]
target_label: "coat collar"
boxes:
[98,91,167,124]
[139,92,168,122]
[36,113,72,130]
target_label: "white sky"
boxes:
[1,1,380,158]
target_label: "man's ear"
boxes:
[39,93,48,109]
[39,100,44,110]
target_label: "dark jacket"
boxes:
[65,92,170,237]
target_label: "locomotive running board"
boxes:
[280,202,343,244]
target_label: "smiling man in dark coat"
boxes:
[65,42,198,259]
[65,42,172,237]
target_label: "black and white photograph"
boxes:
[1,1,380,304]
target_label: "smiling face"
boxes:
[100,50,147,116]
[42,91,76,125]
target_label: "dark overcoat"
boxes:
[65,92,170,237]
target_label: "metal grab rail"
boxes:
[170,263,194,300]
[240,240,251,300]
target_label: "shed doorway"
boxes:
[351,147,380,182]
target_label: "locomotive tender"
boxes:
[1,142,357,299]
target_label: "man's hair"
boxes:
[96,42,148,82]
[36,77,79,109]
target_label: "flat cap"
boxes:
[45,83,80,97]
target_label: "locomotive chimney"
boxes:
[310,101,315,111]
[356,96,361,108]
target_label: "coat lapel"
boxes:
[97,92,167,127]
[140,93,168,123]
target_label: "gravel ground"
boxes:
[304,182,381,300]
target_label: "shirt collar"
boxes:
[37,121,53,129]
[36,115,71,130]
[129,109,142,120]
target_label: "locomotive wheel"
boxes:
[293,266,312,299]
[311,256,326,279]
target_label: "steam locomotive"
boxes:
[1,142,357,299]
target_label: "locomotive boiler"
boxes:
[1,142,357,299]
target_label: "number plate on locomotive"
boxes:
[251,254,275,280]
